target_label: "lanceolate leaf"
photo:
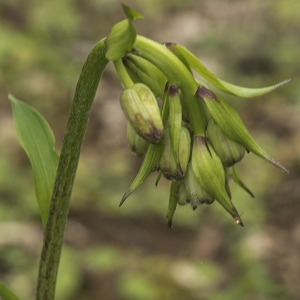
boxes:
[174,44,292,98]
[0,281,20,300]
[9,95,59,228]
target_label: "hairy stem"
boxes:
[35,39,108,300]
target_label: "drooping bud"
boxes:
[179,90,190,123]
[126,122,149,156]
[178,126,191,173]
[159,127,191,180]
[164,42,193,74]
[197,86,289,173]
[184,163,214,210]
[159,129,178,180]
[206,118,245,167]
[120,83,164,144]
[123,54,167,99]
[167,85,182,165]
[172,43,292,98]
[191,135,244,226]
[177,180,189,206]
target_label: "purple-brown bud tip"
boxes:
[163,42,177,48]
[169,85,179,96]
[193,135,208,147]
[196,86,219,102]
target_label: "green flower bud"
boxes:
[167,85,182,165]
[207,118,245,167]
[120,83,164,144]
[164,42,193,74]
[171,43,292,97]
[177,180,189,206]
[160,129,177,180]
[184,163,214,210]
[159,127,191,180]
[126,123,149,156]
[191,135,243,226]
[123,54,167,99]
[197,86,289,173]
[178,126,191,172]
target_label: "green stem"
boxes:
[113,58,134,88]
[134,35,207,135]
[35,39,109,300]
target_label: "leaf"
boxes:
[122,4,143,21]
[105,6,143,61]
[174,44,292,98]
[0,281,20,300]
[9,95,59,228]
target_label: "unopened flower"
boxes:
[120,83,164,144]
[183,162,215,209]
[191,135,244,226]
[206,118,245,167]
[126,122,149,156]
[110,5,291,227]
[159,127,191,180]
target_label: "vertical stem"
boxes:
[35,39,109,300]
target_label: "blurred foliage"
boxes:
[0,0,299,299]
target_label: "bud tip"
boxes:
[234,217,244,227]
[196,86,219,102]
[119,193,130,207]
[169,84,179,96]
[163,42,177,47]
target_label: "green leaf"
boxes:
[105,6,143,61]
[9,95,59,228]
[174,44,292,98]
[122,4,143,21]
[0,281,20,300]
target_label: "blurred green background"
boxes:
[0,0,299,299]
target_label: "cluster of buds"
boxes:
[105,5,291,227]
